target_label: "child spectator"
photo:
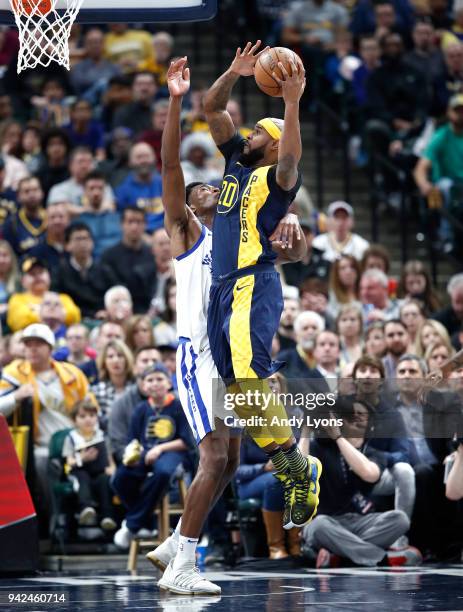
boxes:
[112,363,191,549]
[62,399,116,529]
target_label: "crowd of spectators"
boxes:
[0,12,461,568]
[242,0,463,255]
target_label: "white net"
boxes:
[9,0,84,73]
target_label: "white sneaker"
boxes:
[113,520,134,549]
[146,535,177,571]
[136,528,153,538]
[78,506,97,526]
[100,517,117,531]
[158,560,221,595]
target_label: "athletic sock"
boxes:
[282,442,308,476]
[267,447,290,474]
[171,518,182,543]
[173,535,198,571]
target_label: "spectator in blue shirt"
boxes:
[112,364,190,547]
[79,170,122,259]
[115,142,163,233]
[65,99,106,160]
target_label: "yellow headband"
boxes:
[257,118,282,141]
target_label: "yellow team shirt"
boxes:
[7,292,81,332]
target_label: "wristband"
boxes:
[334,434,343,441]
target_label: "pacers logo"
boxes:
[147,416,175,441]
[217,175,239,214]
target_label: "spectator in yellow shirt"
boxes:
[104,24,154,73]
[7,257,81,332]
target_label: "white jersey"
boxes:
[174,224,228,444]
[174,224,213,353]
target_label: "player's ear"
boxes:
[271,140,279,152]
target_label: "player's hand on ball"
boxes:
[167,56,190,97]
[230,40,270,77]
[270,213,301,249]
[273,60,306,104]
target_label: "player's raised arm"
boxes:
[162,57,191,236]
[204,40,269,146]
[272,61,306,191]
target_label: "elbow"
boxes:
[363,466,381,483]
[446,484,463,501]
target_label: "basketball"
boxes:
[12,0,51,16]
[254,47,304,97]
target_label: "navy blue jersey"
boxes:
[212,133,302,280]
[128,395,192,451]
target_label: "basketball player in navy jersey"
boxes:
[150,57,307,595]
[204,41,322,531]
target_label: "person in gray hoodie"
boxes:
[108,345,160,464]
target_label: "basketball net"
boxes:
[9,0,84,72]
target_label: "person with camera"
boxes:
[300,397,419,568]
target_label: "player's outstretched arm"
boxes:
[204,40,269,146]
[162,57,191,237]
[272,61,306,191]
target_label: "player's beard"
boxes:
[238,144,266,167]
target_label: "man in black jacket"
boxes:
[394,354,462,559]
[52,222,106,318]
[365,32,428,172]
[100,206,157,313]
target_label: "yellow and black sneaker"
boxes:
[273,470,294,530]
[290,456,322,528]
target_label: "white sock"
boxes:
[171,518,182,543]
[173,535,198,570]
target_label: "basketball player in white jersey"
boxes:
[149,57,306,596]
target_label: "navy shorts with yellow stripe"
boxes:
[207,266,284,383]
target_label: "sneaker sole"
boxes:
[146,552,168,572]
[158,583,221,596]
[291,457,323,529]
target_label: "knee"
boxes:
[389,509,410,533]
[306,514,333,535]
[393,462,415,484]
[198,447,228,478]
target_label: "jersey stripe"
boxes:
[237,166,270,269]
[229,275,258,379]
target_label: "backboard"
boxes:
[0,0,217,25]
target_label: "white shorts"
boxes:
[176,338,228,444]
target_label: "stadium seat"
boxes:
[48,428,75,553]
[127,473,188,571]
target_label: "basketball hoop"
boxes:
[9,0,84,72]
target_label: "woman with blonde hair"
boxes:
[336,304,363,366]
[0,239,19,321]
[91,339,134,429]
[125,315,155,352]
[400,299,425,345]
[328,254,361,317]
[424,341,454,374]
[415,319,452,357]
